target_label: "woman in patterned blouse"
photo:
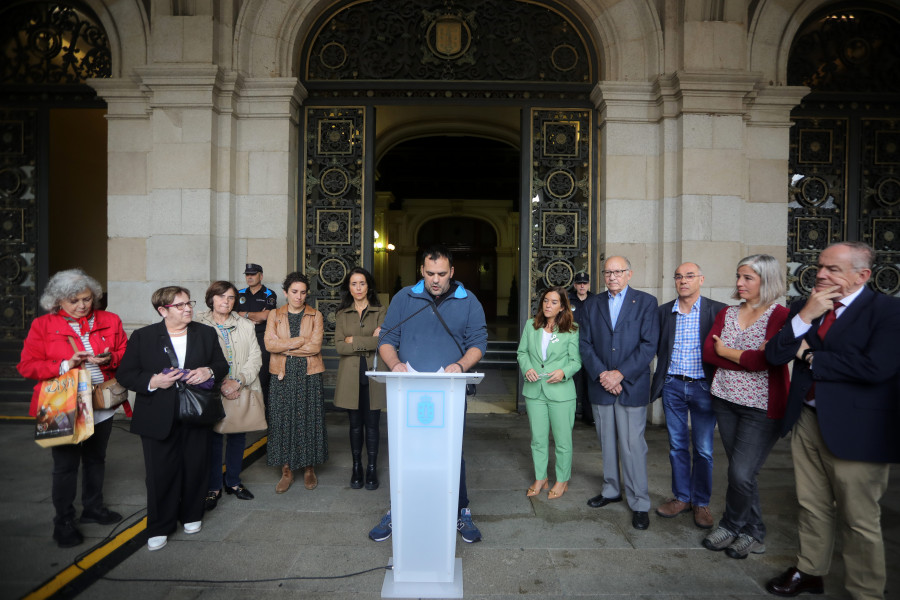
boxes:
[700,254,790,560]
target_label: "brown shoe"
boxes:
[275,464,293,494]
[656,498,691,518]
[693,505,714,529]
[304,466,318,490]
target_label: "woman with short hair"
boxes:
[117,286,229,551]
[18,269,128,547]
[701,254,790,559]
[195,280,262,509]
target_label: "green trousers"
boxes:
[525,394,576,482]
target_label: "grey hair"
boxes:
[732,254,785,307]
[40,269,103,313]
[606,256,633,271]
[828,241,875,271]
[676,262,703,276]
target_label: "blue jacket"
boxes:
[379,280,488,372]
[578,286,659,407]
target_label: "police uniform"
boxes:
[569,273,593,424]
[238,266,277,405]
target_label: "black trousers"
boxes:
[51,417,114,525]
[140,421,210,537]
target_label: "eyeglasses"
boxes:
[164,300,196,310]
[673,274,699,281]
[602,269,630,278]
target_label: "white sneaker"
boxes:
[147,535,167,551]
[183,521,202,534]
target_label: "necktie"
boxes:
[817,301,842,340]
[806,301,842,402]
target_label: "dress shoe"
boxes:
[632,511,650,530]
[304,466,318,490]
[656,498,691,518]
[53,520,84,548]
[587,494,622,508]
[548,481,568,499]
[225,484,254,500]
[276,464,293,494]
[80,506,123,525]
[692,505,714,529]
[526,479,548,497]
[765,567,824,597]
[204,490,221,511]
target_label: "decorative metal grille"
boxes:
[0,1,111,85]
[302,107,367,343]
[787,6,900,299]
[788,8,900,93]
[528,109,591,313]
[304,0,592,88]
[0,109,38,340]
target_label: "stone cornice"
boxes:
[86,78,150,119]
[746,85,811,127]
[591,81,659,123]
[657,70,763,116]
[234,77,308,122]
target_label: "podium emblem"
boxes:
[417,397,435,424]
[406,390,444,427]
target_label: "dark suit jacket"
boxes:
[118,320,229,441]
[578,286,659,407]
[650,296,726,401]
[765,287,900,463]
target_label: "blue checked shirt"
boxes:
[668,297,705,379]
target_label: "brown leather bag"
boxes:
[214,387,268,434]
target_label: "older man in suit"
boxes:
[579,256,659,530]
[650,262,725,530]
[763,242,900,600]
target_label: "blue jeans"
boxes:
[712,396,780,541]
[661,377,716,506]
[208,431,246,491]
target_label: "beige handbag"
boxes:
[92,378,128,410]
[214,387,268,434]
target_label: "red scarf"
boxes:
[60,309,92,334]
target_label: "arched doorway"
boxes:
[297,0,600,345]
[786,2,900,299]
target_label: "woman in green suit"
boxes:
[517,286,581,500]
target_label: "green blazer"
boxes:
[517,319,581,401]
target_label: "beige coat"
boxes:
[195,310,263,393]
[265,304,324,378]
[333,304,387,410]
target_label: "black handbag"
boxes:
[163,345,225,425]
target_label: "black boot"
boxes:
[364,409,381,490]
[349,411,364,489]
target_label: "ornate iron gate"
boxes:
[526,108,593,313]
[301,107,369,343]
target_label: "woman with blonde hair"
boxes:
[701,254,790,560]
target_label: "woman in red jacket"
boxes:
[700,254,789,560]
[17,269,128,548]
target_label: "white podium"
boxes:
[366,371,484,599]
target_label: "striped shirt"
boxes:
[668,297,705,379]
[65,315,115,423]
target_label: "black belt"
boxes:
[670,374,704,382]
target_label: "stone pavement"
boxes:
[1,395,898,600]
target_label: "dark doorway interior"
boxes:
[417,218,498,319]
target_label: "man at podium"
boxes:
[369,245,488,544]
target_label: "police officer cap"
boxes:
[244,263,263,274]
[574,272,589,283]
